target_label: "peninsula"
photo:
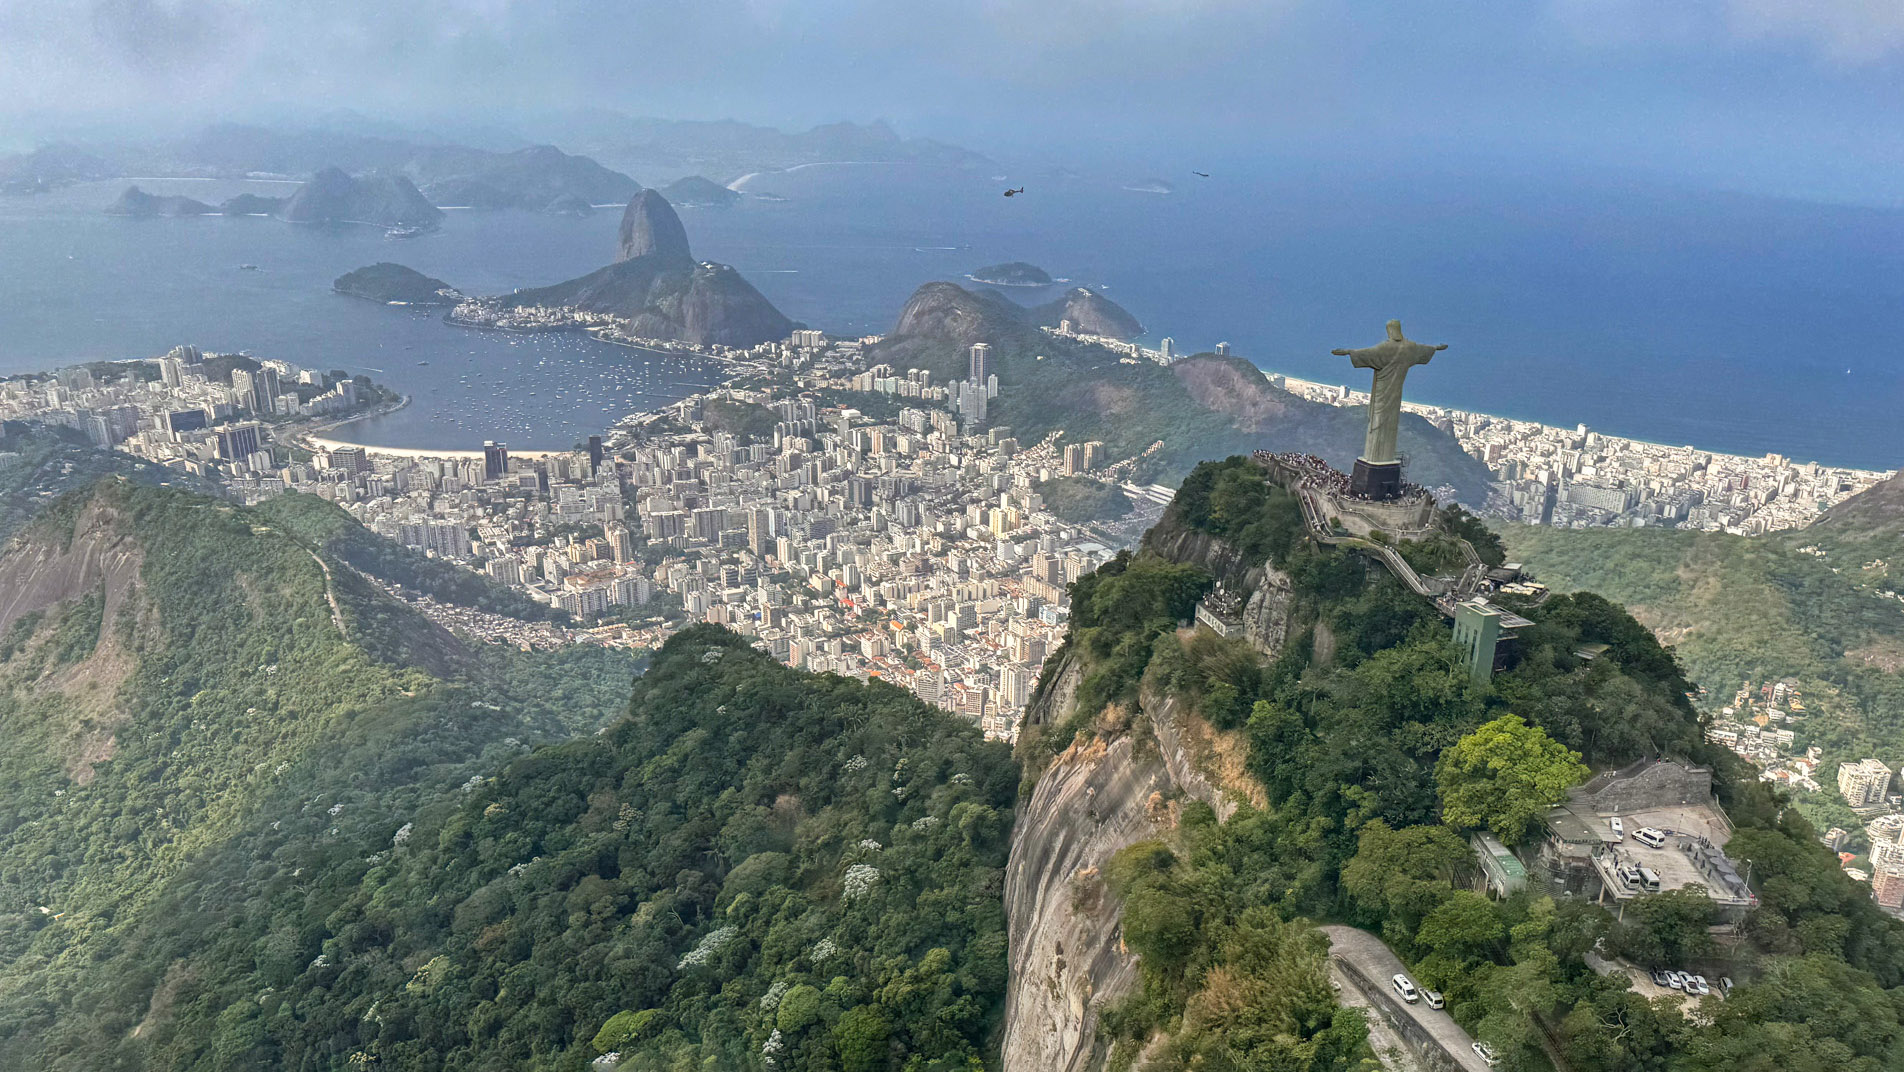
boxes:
[455,190,793,347]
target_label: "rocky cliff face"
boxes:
[1004,529,1286,1071]
[616,188,694,264]
[1003,660,1273,1070]
[631,262,794,347]
[1003,689,1171,1072]
[889,281,1039,347]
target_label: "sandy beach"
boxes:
[303,434,570,460]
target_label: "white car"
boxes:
[1472,1041,1500,1066]
[1664,971,1685,990]
[1609,817,1625,841]
[1392,973,1420,1003]
[1423,989,1445,1010]
[1686,975,1711,996]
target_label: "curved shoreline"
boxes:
[302,433,569,460]
[965,275,1066,288]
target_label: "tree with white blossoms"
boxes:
[677,924,739,969]
[843,863,881,900]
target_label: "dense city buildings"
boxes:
[3,323,1894,748]
[264,361,1141,741]
[1269,372,1888,532]
[0,345,383,479]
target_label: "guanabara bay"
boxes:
[5,6,1904,1072]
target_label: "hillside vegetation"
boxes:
[1027,457,1904,1072]
[0,422,214,539]
[1503,521,1904,766]
[0,479,640,1069]
[36,624,1017,1071]
[256,491,564,621]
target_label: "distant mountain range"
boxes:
[103,167,444,229]
[1,117,993,203]
[540,115,997,183]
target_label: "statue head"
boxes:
[1385,320,1405,342]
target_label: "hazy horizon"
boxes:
[8,1,1904,207]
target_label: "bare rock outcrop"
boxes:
[1002,721,1171,1071]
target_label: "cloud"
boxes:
[1723,0,1904,64]
[1548,0,1904,64]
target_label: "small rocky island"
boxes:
[333,263,463,305]
[967,261,1054,286]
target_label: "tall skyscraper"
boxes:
[587,435,604,474]
[606,522,638,563]
[215,421,263,462]
[230,369,256,413]
[484,441,509,481]
[968,342,991,384]
[1159,337,1175,361]
[254,366,282,414]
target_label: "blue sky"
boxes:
[7,0,1904,203]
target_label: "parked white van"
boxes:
[1609,817,1625,841]
[1633,827,1667,849]
[1391,973,1420,1003]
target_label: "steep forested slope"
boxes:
[0,479,639,1070]
[83,625,1017,1071]
[1013,457,1904,1072]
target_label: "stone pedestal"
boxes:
[1349,458,1403,501]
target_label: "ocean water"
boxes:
[2,166,1902,467]
[0,180,725,451]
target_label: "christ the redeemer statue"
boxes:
[1331,319,1447,500]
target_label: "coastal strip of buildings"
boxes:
[1264,371,1889,534]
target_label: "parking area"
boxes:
[1555,799,1756,910]
[1584,952,1720,1020]
[1323,925,1496,1072]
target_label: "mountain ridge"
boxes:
[871,282,1494,498]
